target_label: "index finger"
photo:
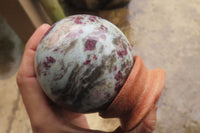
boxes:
[19,24,51,78]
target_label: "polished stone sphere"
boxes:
[35,15,134,113]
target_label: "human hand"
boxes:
[16,24,157,133]
[114,105,158,133]
[16,24,94,133]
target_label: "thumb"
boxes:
[134,105,158,133]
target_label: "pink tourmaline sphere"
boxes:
[35,15,134,113]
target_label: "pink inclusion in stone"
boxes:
[46,56,56,63]
[117,49,128,58]
[85,39,96,51]
[89,16,97,22]
[115,71,123,81]
[74,16,84,24]
[43,56,56,70]
[93,55,97,60]
[115,82,122,91]
[100,25,108,31]
[83,60,91,65]
[53,48,59,52]
[114,66,117,71]
[66,32,78,38]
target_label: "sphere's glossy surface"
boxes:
[35,15,134,113]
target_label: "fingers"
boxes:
[115,105,158,133]
[142,105,157,132]
[134,105,158,133]
[19,24,50,78]
[59,110,90,128]
[17,24,55,124]
[17,24,93,132]
[26,24,50,51]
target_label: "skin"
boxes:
[16,24,157,133]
